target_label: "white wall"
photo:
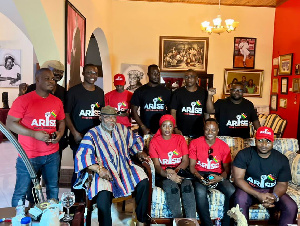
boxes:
[111,1,275,106]
[0,12,34,107]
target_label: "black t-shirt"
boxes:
[65,84,105,144]
[26,83,66,104]
[233,147,291,189]
[214,97,258,138]
[131,84,171,134]
[170,86,207,138]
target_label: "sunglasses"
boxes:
[230,88,243,93]
[208,148,213,161]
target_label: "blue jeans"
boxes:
[194,178,235,226]
[12,151,60,207]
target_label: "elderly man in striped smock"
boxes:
[74,106,150,226]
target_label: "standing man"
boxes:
[170,69,207,138]
[65,64,105,201]
[206,82,260,138]
[6,68,65,206]
[19,60,65,103]
[131,64,171,135]
[74,106,149,226]
[233,127,297,225]
[105,74,132,127]
[189,118,235,226]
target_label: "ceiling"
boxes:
[128,0,289,7]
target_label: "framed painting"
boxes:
[224,69,263,97]
[159,36,209,73]
[292,78,300,93]
[273,68,278,77]
[270,94,278,111]
[295,64,300,75]
[279,98,287,108]
[281,77,289,94]
[233,37,256,69]
[65,1,86,90]
[0,49,21,87]
[272,78,278,93]
[279,53,293,75]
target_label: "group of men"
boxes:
[6,61,298,225]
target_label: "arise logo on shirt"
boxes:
[159,150,182,165]
[144,97,164,111]
[31,112,56,127]
[79,104,101,118]
[117,102,128,111]
[226,114,248,128]
[196,157,220,169]
[181,100,203,115]
[247,174,277,188]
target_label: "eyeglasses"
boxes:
[208,148,213,161]
[230,88,243,93]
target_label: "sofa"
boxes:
[144,135,300,224]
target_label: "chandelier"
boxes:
[201,0,239,34]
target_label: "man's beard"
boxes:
[102,122,115,132]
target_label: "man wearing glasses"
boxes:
[206,82,260,138]
[233,127,297,225]
[189,118,235,226]
[65,64,105,201]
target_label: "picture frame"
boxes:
[233,37,256,69]
[270,94,278,111]
[279,53,293,75]
[273,68,278,77]
[224,69,263,97]
[279,98,287,108]
[272,78,278,93]
[0,49,21,88]
[292,78,300,93]
[159,36,209,73]
[295,64,300,75]
[65,1,86,90]
[281,77,289,94]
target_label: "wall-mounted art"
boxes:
[159,36,209,73]
[224,69,263,97]
[279,53,293,75]
[120,63,148,92]
[270,94,278,111]
[281,77,289,94]
[65,1,86,89]
[233,37,256,69]
[272,78,278,94]
[279,98,287,108]
[0,49,21,87]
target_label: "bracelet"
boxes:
[96,165,105,174]
[273,192,279,202]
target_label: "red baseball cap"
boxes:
[114,74,125,86]
[256,126,274,142]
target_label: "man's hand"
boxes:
[174,128,183,135]
[207,174,223,185]
[98,168,113,181]
[141,125,150,135]
[169,173,182,184]
[137,151,150,162]
[19,83,28,96]
[51,131,63,144]
[73,131,83,144]
[256,192,275,208]
[208,88,216,96]
[32,131,50,142]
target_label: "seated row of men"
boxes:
[6,61,297,226]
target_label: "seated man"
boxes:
[74,106,150,226]
[189,118,235,226]
[233,126,297,225]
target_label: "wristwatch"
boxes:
[273,192,279,202]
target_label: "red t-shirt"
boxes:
[189,137,231,173]
[105,90,132,127]
[8,91,65,158]
[149,134,189,170]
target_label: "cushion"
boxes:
[273,138,299,154]
[217,136,244,160]
[290,154,300,185]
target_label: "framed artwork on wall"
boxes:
[279,98,287,108]
[292,78,300,93]
[159,36,209,73]
[233,37,256,69]
[272,78,278,93]
[0,49,21,88]
[278,53,293,75]
[224,69,263,97]
[65,1,86,90]
[270,94,278,111]
[273,68,278,77]
[295,64,300,75]
[281,77,289,94]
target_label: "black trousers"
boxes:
[96,179,149,226]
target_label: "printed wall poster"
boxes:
[120,63,148,92]
[0,49,21,87]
